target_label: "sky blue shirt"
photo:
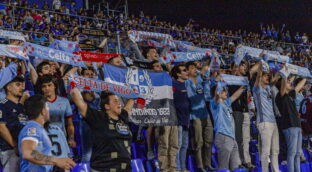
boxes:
[185,75,209,120]
[295,93,304,112]
[18,121,53,172]
[210,98,235,139]
[46,124,71,158]
[47,96,73,136]
[253,85,276,123]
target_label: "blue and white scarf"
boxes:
[0,29,26,42]
[49,40,81,53]
[24,42,85,67]
[160,51,211,64]
[68,75,141,99]
[128,30,175,47]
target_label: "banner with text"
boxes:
[68,75,141,99]
[74,51,119,63]
[24,42,85,67]
[103,64,178,126]
[160,51,211,64]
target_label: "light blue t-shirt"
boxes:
[47,96,73,136]
[295,93,304,112]
[185,75,209,120]
[253,85,276,123]
[47,124,71,158]
[210,98,235,139]
[18,121,53,172]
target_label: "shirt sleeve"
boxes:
[64,99,73,117]
[20,126,41,145]
[225,98,232,107]
[119,109,129,124]
[85,105,102,128]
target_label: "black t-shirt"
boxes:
[228,85,248,112]
[85,106,132,171]
[275,90,301,130]
[0,98,27,151]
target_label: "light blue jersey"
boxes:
[46,124,71,158]
[253,85,276,123]
[295,93,304,112]
[185,75,209,120]
[210,98,235,139]
[47,96,73,135]
[18,121,53,172]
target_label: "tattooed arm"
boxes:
[22,140,76,169]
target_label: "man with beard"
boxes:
[19,95,75,171]
[0,76,28,172]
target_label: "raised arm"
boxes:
[295,78,307,94]
[21,140,76,169]
[250,61,261,80]
[123,99,135,115]
[29,62,38,85]
[70,88,87,117]
[255,64,262,87]
[230,86,245,102]
[280,77,287,96]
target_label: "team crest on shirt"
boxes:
[27,128,37,136]
[116,122,130,135]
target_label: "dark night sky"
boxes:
[128,0,312,35]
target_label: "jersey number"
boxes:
[48,134,62,156]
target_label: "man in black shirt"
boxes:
[70,88,135,172]
[228,61,256,169]
[0,76,28,172]
[275,76,307,172]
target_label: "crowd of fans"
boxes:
[0,1,311,172]
[0,0,311,69]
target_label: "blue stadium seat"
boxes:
[145,159,159,172]
[302,148,310,161]
[188,155,197,172]
[249,140,258,153]
[279,164,288,172]
[132,159,145,172]
[300,162,311,172]
[251,153,260,166]
[131,143,148,159]
[212,154,219,169]
[71,162,90,172]
[216,169,230,172]
[212,144,217,154]
[233,168,248,172]
[251,167,262,172]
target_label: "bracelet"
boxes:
[68,138,75,141]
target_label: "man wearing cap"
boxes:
[0,76,28,172]
[252,61,280,172]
